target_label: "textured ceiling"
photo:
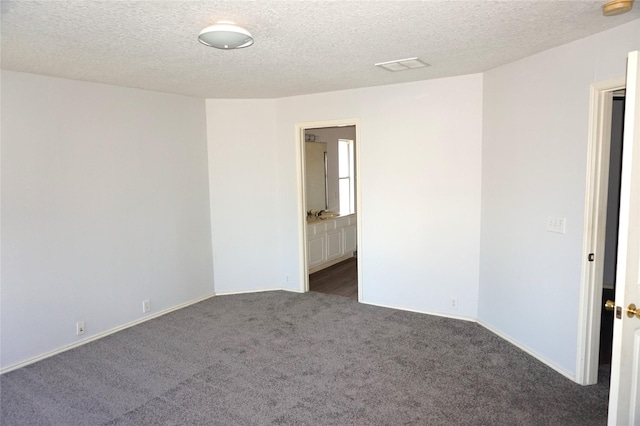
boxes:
[1,1,639,99]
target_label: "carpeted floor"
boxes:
[0,291,609,425]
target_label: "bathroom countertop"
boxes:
[306,212,354,225]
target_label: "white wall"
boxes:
[275,74,484,317]
[205,99,280,294]
[479,20,640,377]
[1,71,214,370]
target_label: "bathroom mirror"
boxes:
[305,141,328,211]
[305,126,357,215]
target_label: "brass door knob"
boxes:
[626,303,640,319]
[605,300,640,319]
[605,299,616,311]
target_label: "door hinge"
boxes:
[588,253,595,262]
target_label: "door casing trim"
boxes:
[295,119,362,300]
[577,76,626,385]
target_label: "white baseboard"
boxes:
[214,287,289,296]
[360,299,476,322]
[477,319,576,382]
[1,292,217,375]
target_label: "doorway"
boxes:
[598,91,625,366]
[295,119,362,301]
[577,77,626,385]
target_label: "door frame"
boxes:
[295,118,362,300]
[576,76,626,385]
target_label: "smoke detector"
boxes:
[602,0,634,16]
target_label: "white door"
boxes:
[608,51,640,426]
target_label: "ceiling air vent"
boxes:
[375,57,430,72]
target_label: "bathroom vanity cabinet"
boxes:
[307,214,357,273]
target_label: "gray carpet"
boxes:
[1,291,609,425]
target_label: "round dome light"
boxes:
[198,23,254,49]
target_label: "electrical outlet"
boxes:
[76,321,85,335]
[547,217,566,234]
[142,299,150,313]
[450,298,458,309]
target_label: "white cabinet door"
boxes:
[326,229,343,261]
[307,215,357,272]
[307,234,326,268]
[343,224,357,254]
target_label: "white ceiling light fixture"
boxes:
[198,22,254,49]
[602,0,634,16]
[375,57,430,72]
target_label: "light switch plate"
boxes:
[547,217,566,234]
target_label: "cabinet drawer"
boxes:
[335,217,349,229]
[308,222,326,236]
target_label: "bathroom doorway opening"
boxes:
[295,119,362,302]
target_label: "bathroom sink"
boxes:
[307,210,341,222]
[318,211,339,219]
